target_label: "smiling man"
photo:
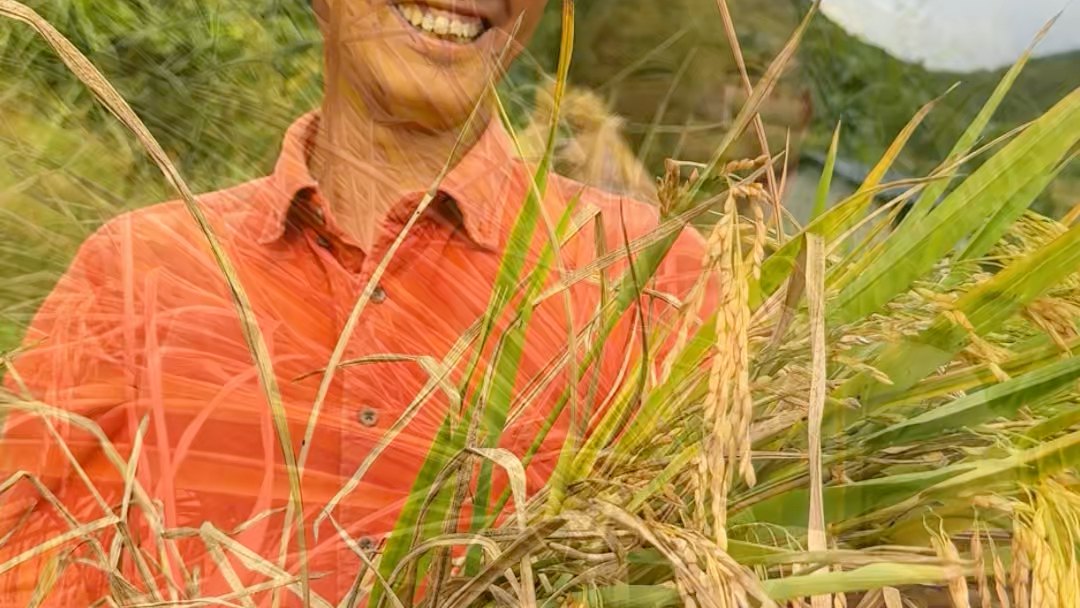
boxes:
[0,0,709,606]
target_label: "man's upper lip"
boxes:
[398,0,499,24]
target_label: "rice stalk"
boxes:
[712,0,785,238]
[805,232,829,608]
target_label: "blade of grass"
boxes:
[347,14,539,607]
[455,0,577,574]
[762,564,966,601]
[835,425,1080,536]
[735,461,973,529]
[464,130,582,575]
[456,3,574,402]
[328,515,407,608]
[683,1,818,207]
[747,420,1080,533]
[196,522,335,608]
[958,152,1076,261]
[757,92,944,304]
[577,562,966,607]
[898,15,1058,227]
[1026,406,1080,441]
[545,197,654,513]
[832,216,1080,428]
[467,448,535,606]
[863,353,1080,447]
[443,518,567,608]
[299,3,523,517]
[528,171,785,513]
[832,86,1080,325]
[637,46,698,167]
[0,515,120,576]
[812,123,842,221]
[314,340,472,532]
[874,334,1079,410]
[714,0,784,239]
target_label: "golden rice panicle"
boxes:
[1011,518,1032,608]
[1026,509,1057,608]
[969,525,992,608]
[991,541,1012,608]
[663,165,721,382]
[931,524,971,608]
[1030,483,1080,608]
[1056,484,1080,608]
[697,188,755,546]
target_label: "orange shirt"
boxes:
[0,113,708,606]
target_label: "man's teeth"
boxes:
[397,4,484,42]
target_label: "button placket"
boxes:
[337,231,397,563]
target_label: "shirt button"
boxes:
[315,234,332,250]
[312,207,325,224]
[358,406,379,427]
[358,536,376,551]
[371,285,387,304]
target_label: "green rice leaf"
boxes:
[758,96,938,302]
[874,334,1071,410]
[925,424,1080,497]
[832,87,1080,325]
[371,418,460,607]
[751,424,1080,534]
[864,353,1080,447]
[812,122,842,221]
[1026,406,1080,440]
[832,217,1080,430]
[898,15,1055,226]
[738,466,968,529]
[958,154,1074,261]
[576,564,960,605]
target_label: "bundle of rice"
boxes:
[359,10,1080,606]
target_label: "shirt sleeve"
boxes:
[1,220,138,606]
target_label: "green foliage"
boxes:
[1,0,322,191]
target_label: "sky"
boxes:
[820,0,1080,72]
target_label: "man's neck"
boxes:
[308,75,490,252]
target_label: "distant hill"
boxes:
[798,13,1080,213]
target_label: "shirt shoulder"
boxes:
[85,177,275,267]
[100,178,271,240]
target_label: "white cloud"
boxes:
[820,0,1080,72]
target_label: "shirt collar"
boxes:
[252,111,519,251]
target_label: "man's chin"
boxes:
[381,87,490,132]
